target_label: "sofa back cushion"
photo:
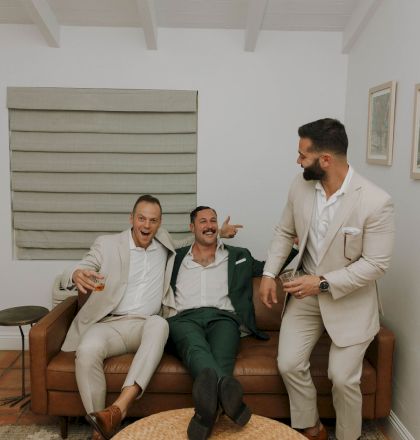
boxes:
[77,277,285,331]
[252,277,285,331]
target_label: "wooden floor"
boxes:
[0,350,59,426]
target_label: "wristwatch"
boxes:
[319,276,330,292]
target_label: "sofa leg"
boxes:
[59,416,68,439]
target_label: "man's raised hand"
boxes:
[220,216,243,238]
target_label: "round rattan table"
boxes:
[112,408,305,440]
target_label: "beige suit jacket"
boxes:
[264,171,395,347]
[61,228,184,352]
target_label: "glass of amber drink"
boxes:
[91,274,106,292]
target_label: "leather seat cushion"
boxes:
[46,331,376,395]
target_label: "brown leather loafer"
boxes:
[91,429,104,440]
[301,424,328,440]
[86,404,122,440]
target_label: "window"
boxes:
[8,87,197,259]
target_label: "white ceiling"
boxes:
[0,0,381,52]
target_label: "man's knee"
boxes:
[75,340,106,369]
[277,352,302,377]
[328,367,359,392]
[145,315,169,340]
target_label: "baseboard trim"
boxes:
[380,411,415,440]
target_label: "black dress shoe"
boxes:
[218,376,251,426]
[188,368,219,440]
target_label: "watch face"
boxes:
[320,280,329,291]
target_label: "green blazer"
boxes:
[171,244,267,340]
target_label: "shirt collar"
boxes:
[129,230,157,251]
[315,164,353,197]
[187,238,224,256]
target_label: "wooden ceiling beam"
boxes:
[19,0,60,47]
[244,0,268,52]
[136,0,158,50]
[342,0,382,54]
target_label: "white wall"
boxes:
[344,1,420,439]
[0,25,347,346]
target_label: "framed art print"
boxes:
[411,83,420,179]
[366,81,397,165]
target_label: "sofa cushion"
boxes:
[47,331,376,396]
[234,332,376,395]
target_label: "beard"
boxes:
[303,158,325,181]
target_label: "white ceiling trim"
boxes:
[19,0,60,47]
[136,0,158,50]
[244,0,268,52]
[342,0,382,54]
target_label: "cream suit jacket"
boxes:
[61,228,185,352]
[264,171,395,347]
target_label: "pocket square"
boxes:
[342,226,361,236]
[235,258,246,265]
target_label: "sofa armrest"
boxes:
[29,296,78,414]
[365,325,395,418]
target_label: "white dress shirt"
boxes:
[174,241,235,313]
[112,233,167,316]
[302,165,353,274]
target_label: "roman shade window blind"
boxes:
[8,87,197,260]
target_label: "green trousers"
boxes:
[168,307,241,379]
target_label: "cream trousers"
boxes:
[278,295,372,440]
[75,314,169,413]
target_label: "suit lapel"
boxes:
[171,246,189,291]
[175,247,189,274]
[226,245,236,290]
[155,227,176,253]
[317,176,362,264]
[301,185,317,245]
[119,230,130,283]
[294,184,316,267]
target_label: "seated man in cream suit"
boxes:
[60,195,240,440]
[259,119,395,440]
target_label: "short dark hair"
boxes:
[132,194,162,216]
[190,206,217,223]
[298,118,348,156]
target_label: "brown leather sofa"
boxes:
[29,278,395,438]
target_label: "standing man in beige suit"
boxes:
[259,118,394,440]
[60,195,239,440]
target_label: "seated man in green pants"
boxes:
[168,206,296,440]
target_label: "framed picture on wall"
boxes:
[366,80,397,165]
[411,83,420,179]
